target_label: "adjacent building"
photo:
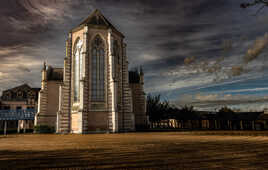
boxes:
[0,84,40,133]
[35,9,147,134]
[0,84,40,110]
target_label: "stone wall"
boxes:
[57,35,72,133]
[88,111,109,132]
[35,71,48,126]
[120,43,135,131]
[35,79,61,128]
[129,83,147,129]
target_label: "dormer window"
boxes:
[28,91,34,99]
[4,92,11,100]
[17,91,23,98]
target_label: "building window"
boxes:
[4,92,11,100]
[4,106,10,110]
[91,35,105,102]
[28,91,34,98]
[17,91,23,98]
[74,38,83,103]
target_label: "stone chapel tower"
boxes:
[35,9,147,134]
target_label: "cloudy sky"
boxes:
[1,0,268,111]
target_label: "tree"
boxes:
[179,105,199,129]
[146,94,171,127]
[217,106,236,129]
[146,94,161,127]
[241,0,268,15]
[167,106,180,128]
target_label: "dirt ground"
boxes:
[1,131,268,169]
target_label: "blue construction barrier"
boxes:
[0,109,36,121]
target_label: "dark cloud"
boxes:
[0,1,49,47]
[1,0,268,111]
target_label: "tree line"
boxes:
[146,94,200,128]
[146,94,262,130]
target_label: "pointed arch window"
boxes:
[91,35,105,102]
[74,39,83,103]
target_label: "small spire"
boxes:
[94,9,101,15]
[43,61,47,70]
[140,66,144,75]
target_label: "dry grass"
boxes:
[1,131,268,169]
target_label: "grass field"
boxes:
[1,131,268,169]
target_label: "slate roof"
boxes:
[32,88,41,93]
[199,113,217,120]
[258,113,268,120]
[2,84,31,93]
[1,84,40,101]
[195,111,263,121]
[129,71,140,84]
[47,67,63,81]
[236,112,263,121]
[72,9,124,37]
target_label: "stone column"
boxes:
[58,33,72,134]
[4,120,7,135]
[108,29,118,132]
[81,26,89,134]
[17,120,20,133]
[121,42,135,131]
[23,120,26,133]
[35,63,48,127]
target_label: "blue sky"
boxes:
[0,0,268,111]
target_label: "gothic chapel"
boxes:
[35,10,147,133]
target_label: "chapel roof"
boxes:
[71,9,124,37]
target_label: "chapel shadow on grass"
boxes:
[1,139,268,169]
[0,149,109,169]
[3,132,268,169]
[0,149,187,169]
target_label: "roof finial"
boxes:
[140,66,144,75]
[43,61,47,70]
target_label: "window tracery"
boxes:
[91,35,105,102]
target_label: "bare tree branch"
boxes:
[241,0,268,15]
[241,0,268,8]
[254,4,266,15]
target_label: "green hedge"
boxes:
[34,125,55,134]
[135,124,150,131]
